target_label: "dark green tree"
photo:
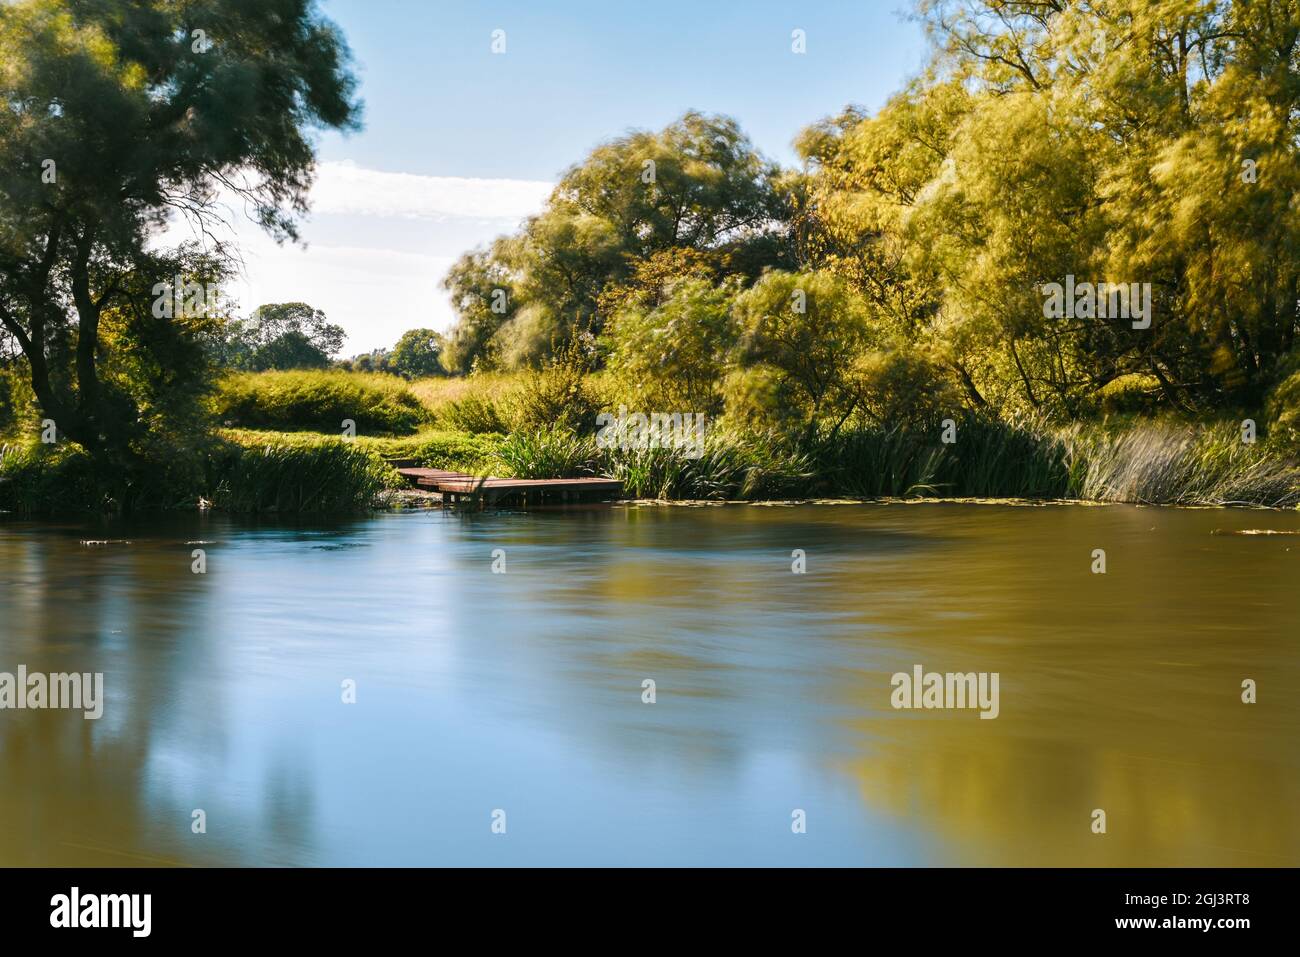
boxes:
[0,0,360,454]
[220,302,345,371]
[389,328,445,379]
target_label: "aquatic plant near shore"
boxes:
[606,429,814,500]
[0,442,106,512]
[1063,424,1300,508]
[508,415,1300,507]
[207,439,396,513]
[493,427,599,479]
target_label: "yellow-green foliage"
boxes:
[1266,368,1300,451]
[220,427,503,475]
[1097,374,1163,415]
[850,349,959,429]
[410,372,518,434]
[0,362,38,439]
[602,277,736,413]
[408,371,517,410]
[214,369,429,435]
[0,441,105,512]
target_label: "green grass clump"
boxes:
[945,416,1071,498]
[209,435,397,512]
[494,427,599,479]
[213,369,429,435]
[371,429,503,474]
[606,430,814,500]
[0,442,106,512]
[803,416,1069,499]
[492,425,814,499]
[0,439,215,513]
[220,426,503,486]
[435,393,511,434]
[1063,422,1300,507]
[809,425,946,498]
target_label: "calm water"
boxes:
[1,502,1297,866]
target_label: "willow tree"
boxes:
[441,112,792,372]
[0,0,360,455]
[802,0,1300,414]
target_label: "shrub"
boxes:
[850,349,961,430]
[1096,374,1164,414]
[213,369,429,434]
[436,394,510,434]
[505,341,602,434]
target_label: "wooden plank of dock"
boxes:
[394,466,622,505]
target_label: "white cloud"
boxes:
[159,163,553,354]
[309,160,553,221]
[230,233,458,353]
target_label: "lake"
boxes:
[1,502,1297,866]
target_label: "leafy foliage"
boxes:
[0,0,360,456]
[217,303,346,371]
[388,328,446,379]
[441,112,791,370]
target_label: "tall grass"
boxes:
[222,427,503,476]
[6,410,1297,512]
[494,428,599,479]
[480,415,1300,506]
[1064,423,1300,507]
[606,431,815,500]
[214,369,429,434]
[408,371,517,410]
[809,426,947,497]
[0,442,107,512]
[436,394,510,434]
[492,426,813,499]
[0,434,401,514]
[946,416,1072,498]
[412,372,517,434]
[806,417,1070,499]
[208,438,397,512]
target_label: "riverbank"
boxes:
[3,413,1299,515]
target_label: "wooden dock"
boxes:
[393,464,622,506]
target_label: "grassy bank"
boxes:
[214,369,431,434]
[0,423,507,515]
[491,416,1300,508]
[4,417,1298,514]
[0,434,392,514]
[4,365,1298,514]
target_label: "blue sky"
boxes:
[318,0,929,179]
[205,1,931,353]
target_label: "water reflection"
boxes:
[1,503,1296,865]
